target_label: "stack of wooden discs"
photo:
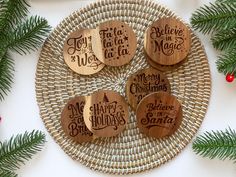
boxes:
[63,20,137,75]
[61,20,137,143]
[61,17,191,143]
[144,17,191,71]
[36,0,212,173]
[61,90,129,143]
[126,67,183,138]
[125,17,192,138]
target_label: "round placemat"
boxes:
[35,0,211,174]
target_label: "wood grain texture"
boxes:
[83,90,128,137]
[144,50,187,71]
[61,96,93,143]
[136,92,182,138]
[126,67,171,111]
[144,17,191,66]
[63,29,105,75]
[92,20,137,66]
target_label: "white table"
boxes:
[1,0,236,177]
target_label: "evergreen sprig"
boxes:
[191,0,236,78]
[0,0,29,31]
[0,53,14,100]
[193,128,236,160]
[0,0,50,101]
[7,15,51,55]
[0,170,17,177]
[0,130,46,173]
[212,28,236,51]
[217,50,236,75]
[191,2,236,34]
[216,0,236,2]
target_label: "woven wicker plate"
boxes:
[36,0,211,174]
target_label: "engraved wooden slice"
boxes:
[126,68,171,111]
[61,96,93,143]
[83,90,129,137]
[63,29,105,75]
[92,20,137,66]
[144,17,191,66]
[136,92,182,138]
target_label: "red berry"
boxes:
[226,74,234,82]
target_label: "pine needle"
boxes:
[0,130,46,172]
[216,50,236,75]
[216,0,236,2]
[0,170,17,177]
[0,53,14,101]
[0,0,50,100]
[7,16,51,55]
[191,2,236,34]
[193,128,236,161]
[211,28,236,51]
[0,0,29,31]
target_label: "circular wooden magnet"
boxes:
[61,96,93,143]
[144,17,191,66]
[63,29,105,75]
[83,90,129,137]
[126,68,171,111]
[145,51,187,71]
[136,92,182,138]
[92,20,137,66]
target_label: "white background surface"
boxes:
[1,0,236,176]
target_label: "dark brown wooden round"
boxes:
[83,90,129,137]
[92,20,137,66]
[145,51,187,71]
[136,92,182,138]
[144,17,191,66]
[126,67,171,110]
[61,96,93,143]
[63,29,105,75]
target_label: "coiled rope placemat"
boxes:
[35,0,211,174]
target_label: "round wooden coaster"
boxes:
[83,90,129,137]
[92,20,137,66]
[126,68,171,111]
[145,51,187,71]
[144,17,191,66]
[63,29,105,75]
[61,96,93,143]
[136,92,182,138]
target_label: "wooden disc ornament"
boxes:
[61,96,93,143]
[63,29,105,75]
[83,90,129,137]
[144,17,191,66]
[92,20,137,66]
[136,92,182,138]
[126,68,171,110]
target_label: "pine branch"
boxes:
[6,16,51,55]
[191,2,236,34]
[0,52,14,101]
[216,50,236,75]
[0,1,50,101]
[193,128,236,160]
[0,0,29,32]
[0,170,17,177]
[216,0,236,2]
[0,32,9,51]
[211,28,236,51]
[0,130,46,172]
